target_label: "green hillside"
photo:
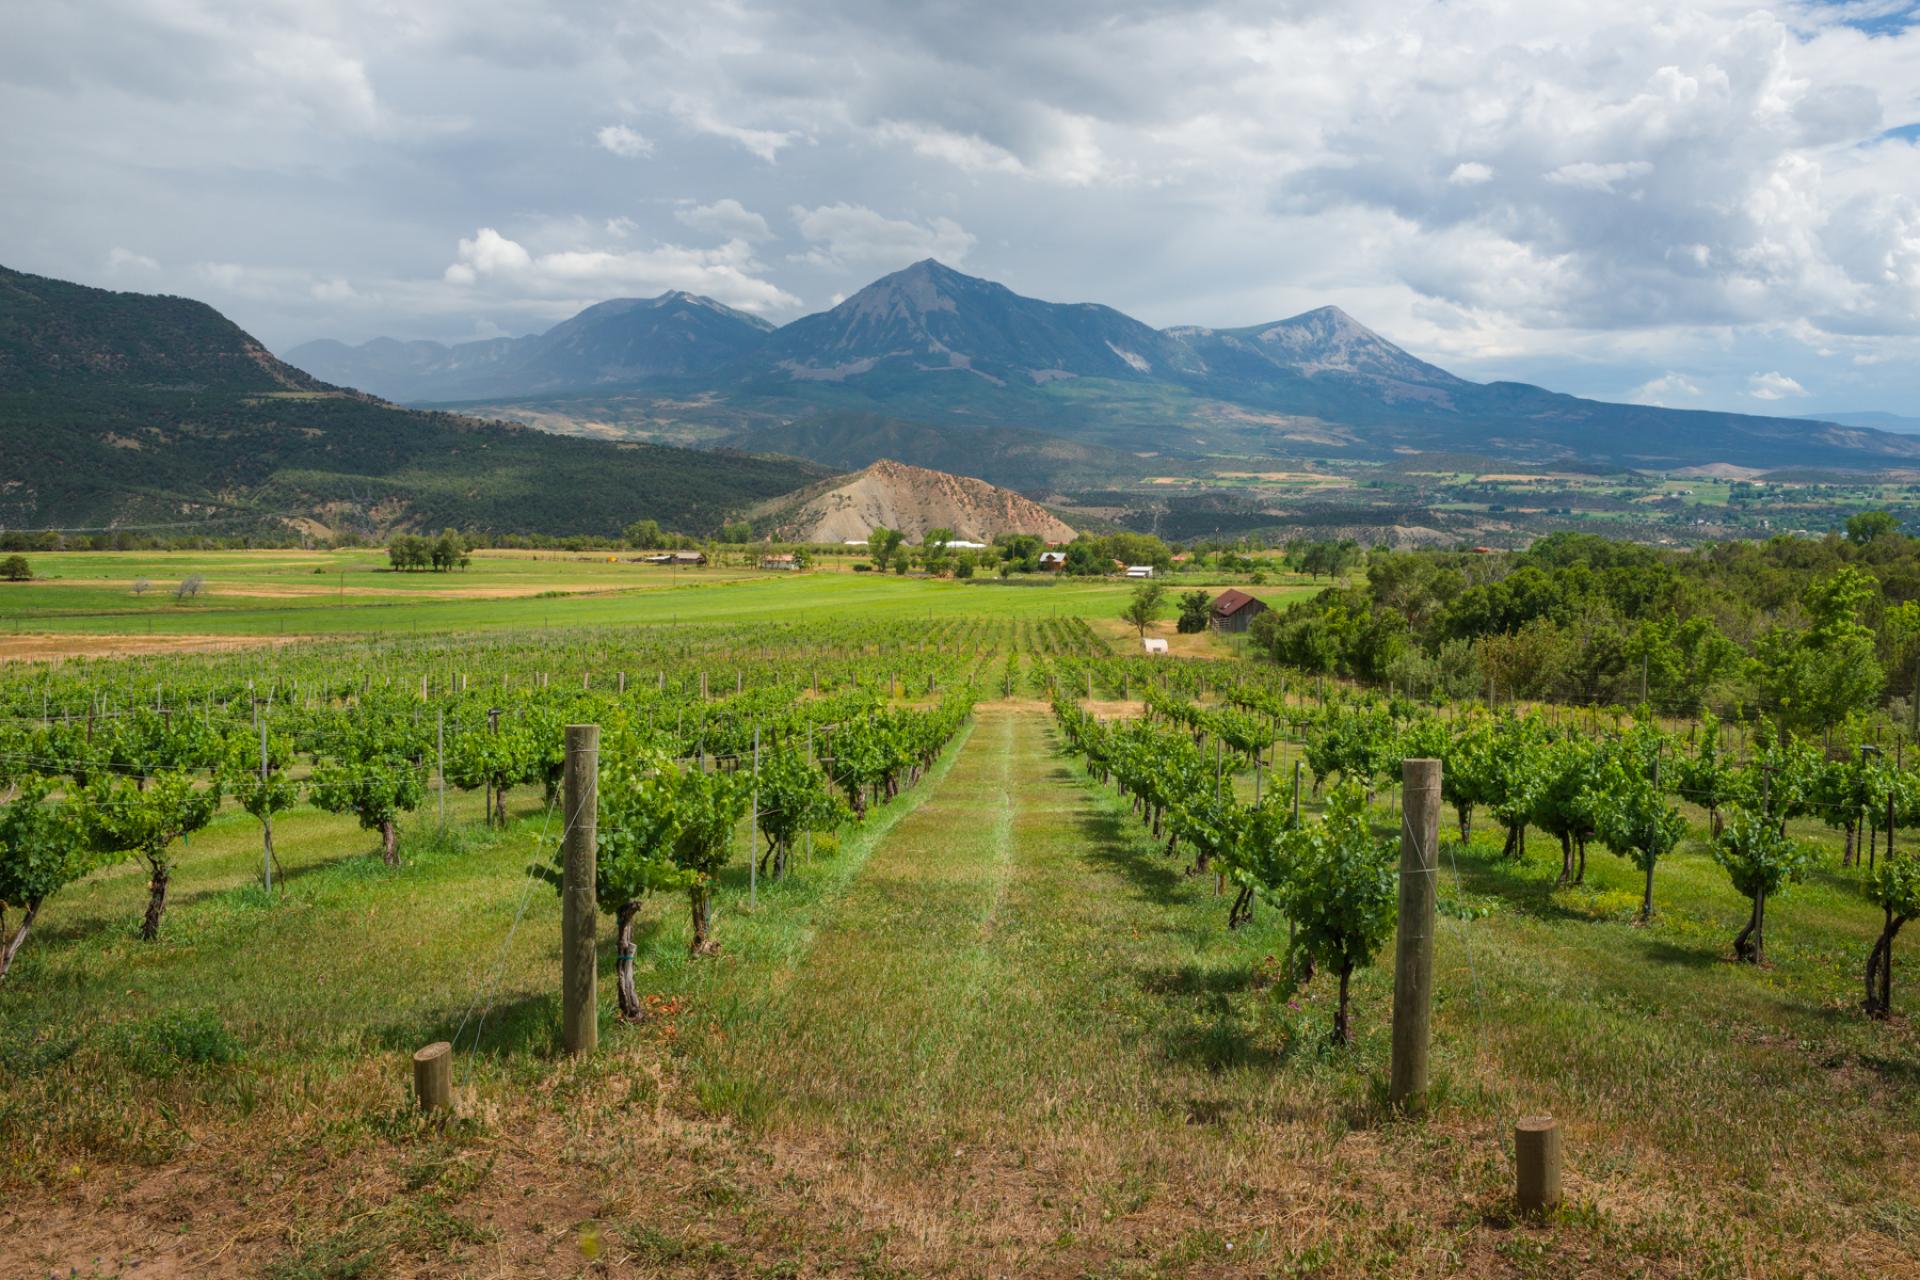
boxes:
[0,266,822,537]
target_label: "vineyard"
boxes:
[3,605,1920,1278]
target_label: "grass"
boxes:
[0,549,1319,645]
[5,700,1920,1276]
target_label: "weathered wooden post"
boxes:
[1515,1116,1563,1212]
[561,724,599,1057]
[1390,756,1440,1108]
[413,1040,452,1112]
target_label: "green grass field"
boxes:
[3,555,1918,1278]
[4,701,1918,1278]
[0,550,1318,644]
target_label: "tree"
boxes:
[429,529,468,572]
[1176,590,1212,634]
[1675,714,1738,838]
[555,748,696,1018]
[869,527,905,572]
[996,533,1042,572]
[1121,581,1167,638]
[310,715,427,865]
[0,555,30,582]
[1847,510,1901,545]
[0,779,88,979]
[754,749,846,880]
[1865,854,1920,1017]
[79,770,222,940]
[444,714,535,827]
[719,520,755,544]
[173,573,206,601]
[624,518,666,549]
[663,764,749,955]
[1757,566,1884,736]
[1063,538,1109,576]
[1273,780,1397,1044]
[1532,736,1602,886]
[1221,793,1297,929]
[1483,714,1549,859]
[919,527,955,576]
[1592,727,1686,921]
[224,726,301,883]
[1711,807,1812,965]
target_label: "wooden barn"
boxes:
[1210,588,1269,633]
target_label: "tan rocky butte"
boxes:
[759,458,1076,543]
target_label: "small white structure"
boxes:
[1124,565,1155,579]
[945,539,989,550]
[1142,637,1169,654]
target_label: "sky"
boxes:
[4,0,1919,416]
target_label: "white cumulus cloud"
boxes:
[594,124,653,158]
[790,203,975,270]
[440,226,798,313]
[1631,373,1702,406]
[675,198,772,242]
[105,247,158,272]
[1749,371,1808,400]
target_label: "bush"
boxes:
[810,831,842,859]
[0,554,30,581]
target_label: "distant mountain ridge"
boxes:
[1799,410,1920,435]
[288,290,772,402]
[727,410,1151,492]
[285,258,1920,472]
[0,265,821,538]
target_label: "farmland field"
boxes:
[0,550,1322,647]
[1,559,1918,1280]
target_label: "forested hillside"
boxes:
[1254,519,1920,721]
[0,266,821,538]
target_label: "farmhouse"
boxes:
[1124,565,1155,579]
[760,554,800,571]
[639,550,707,566]
[1210,588,1268,633]
[1038,551,1066,571]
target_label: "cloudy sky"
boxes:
[5,0,1919,415]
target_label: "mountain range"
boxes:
[286,259,1920,473]
[0,265,819,538]
[289,291,774,402]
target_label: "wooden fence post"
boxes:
[1515,1116,1563,1212]
[561,724,599,1057]
[1390,757,1440,1108]
[413,1041,452,1112]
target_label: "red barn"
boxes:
[1210,588,1269,633]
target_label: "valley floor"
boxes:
[3,707,1918,1278]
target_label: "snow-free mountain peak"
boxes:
[746,258,1194,386]
[286,288,772,400]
